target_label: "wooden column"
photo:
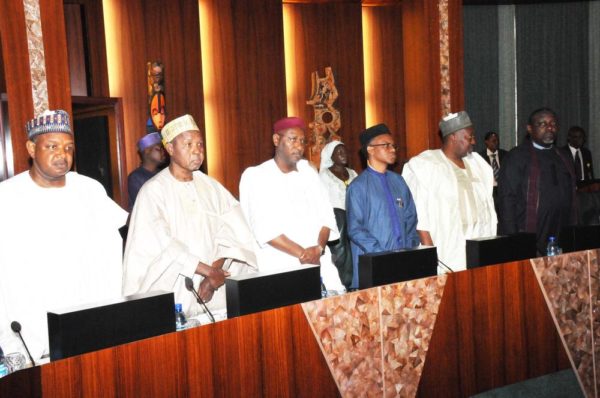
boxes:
[0,0,71,175]
[402,0,464,158]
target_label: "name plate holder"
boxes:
[358,246,438,289]
[226,265,321,318]
[48,291,175,361]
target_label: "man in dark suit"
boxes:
[562,126,594,182]
[478,131,508,220]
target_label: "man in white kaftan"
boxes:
[239,117,345,291]
[0,110,127,361]
[402,112,497,272]
[123,115,257,315]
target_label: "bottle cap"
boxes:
[549,236,556,241]
[175,303,182,312]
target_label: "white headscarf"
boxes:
[319,140,344,171]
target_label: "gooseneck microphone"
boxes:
[10,321,35,367]
[438,259,455,273]
[184,277,216,323]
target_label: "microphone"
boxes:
[10,321,35,367]
[184,277,215,323]
[437,259,455,273]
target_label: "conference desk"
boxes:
[2,249,597,397]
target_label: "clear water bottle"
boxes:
[320,277,328,298]
[175,303,187,331]
[0,347,8,378]
[546,236,562,256]
[0,361,8,378]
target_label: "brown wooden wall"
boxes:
[418,260,570,397]
[102,0,205,179]
[200,0,287,195]
[284,0,366,172]
[362,2,407,166]
[1,0,465,197]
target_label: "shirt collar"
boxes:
[486,148,497,156]
[532,141,552,150]
[366,164,387,176]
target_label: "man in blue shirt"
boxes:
[346,124,420,289]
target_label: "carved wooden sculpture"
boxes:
[306,67,341,166]
[147,61,165,132]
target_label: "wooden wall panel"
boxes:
[78,0,110,97]
[284,1,366,172]
[40,0,72,112]
[143,0,204,136]
[402,0,442,157]
[362,3,407,167]
[417,261,570,397]
[200,0,287,195]
[448,0,465,112]
[0,0,34,174]
[103,0,147,176]
[0,38,5,93]
[64,4,88,96]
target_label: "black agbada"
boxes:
[498,141,577,255]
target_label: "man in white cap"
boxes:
[123,114,257,316]
[402,111,497,272]
[239,116,345,293]
[0,109,128,361]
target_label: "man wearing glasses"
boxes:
[498,108,576,255]
[402,111,497,272]
[239,116,345,293]
[346,124,420,289]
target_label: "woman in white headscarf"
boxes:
[319,140,358,288]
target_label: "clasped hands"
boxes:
[195,258,229,302]
[298,245,323,265]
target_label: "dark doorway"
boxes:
[74,115,113,197]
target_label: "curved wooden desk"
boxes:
[1,257,575,397]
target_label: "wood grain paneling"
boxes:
[0,38,5,93]
[402,0,442,157]
[417,261,570,397]
[32,304,338,398]
[64,4,88,96]
[103,0,206,178]
[200,0,286,195]
[143,0,204,136]
[0,259,575,397]
[103,0,147,177]
[0,0,34,174]
[448,0,465,112]
[284,1,366,172]
[40,0,72,112]
[362,3,407,167]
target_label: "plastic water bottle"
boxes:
[546,236,562,256]
[320,277,328,298]
[175,303,187,331]
[0,347,8,378]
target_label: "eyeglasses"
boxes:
[279,135,307,146]
[369,142,398,150]
[534,121,558,129]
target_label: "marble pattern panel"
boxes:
[590,250,600,396]
[303,289,383,397]
[531,252,596,398]
[23,0,49,115]
[303,275,447,398]
[380,275,447,398]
